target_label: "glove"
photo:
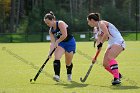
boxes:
[97,42,103,49]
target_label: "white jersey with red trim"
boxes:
[97,22,125,49]
[108,23,124,44]
[93,27,98,39]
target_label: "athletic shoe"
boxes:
[112,78,121,85]
[67,74,72,81]
[53,75,60,82]
[119,73,122,79]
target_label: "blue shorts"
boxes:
[58,37,76,53]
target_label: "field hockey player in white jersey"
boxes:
[87,13,125,85]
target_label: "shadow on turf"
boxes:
[110,85,140,90]
[99,85,140,90]
[55,81,89,88]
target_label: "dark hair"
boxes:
[44,11,55,20]
[87,13,100,21]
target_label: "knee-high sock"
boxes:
[66,63,73,74]
[105,66,113,75]
[109,59,119,79]
[53,60,60,76]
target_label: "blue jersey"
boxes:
[50,21,73,42]
[50,21,76,53]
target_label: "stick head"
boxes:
[30,79,35,84]
[80,77,85,83]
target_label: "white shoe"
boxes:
[53,75,60,82]
[67,74,72,81]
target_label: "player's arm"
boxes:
[93,27,98,47]
[56,21,67,43]
[49,29,56,55]
[92,23,109,63]
[100,22,109,43]
[92,35,101,63]
[97,22,109,49]
[53,21,67,48]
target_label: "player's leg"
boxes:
[53,46,65,82]
[103,48,122,77]
[103,49,114,75]
[64,37,76,81]
[103,44,124,85]
[65,51,74,81]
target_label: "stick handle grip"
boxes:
[92,48,101,63]
[49,48,56,56]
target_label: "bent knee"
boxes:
[105,55,114,62]
[103,60,109,68]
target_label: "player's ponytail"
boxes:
[44,11,55,20]
[49,11,54,16]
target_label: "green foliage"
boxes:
[25,0,57,34]
[0,0,139,42]
[26,7,42,33]
[16,18,28,33]
[101,4,136,30]
[43,0,56,12]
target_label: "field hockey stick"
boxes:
[30,48,56,83]
[80,48,101,83]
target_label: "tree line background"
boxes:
[0,0,140,42]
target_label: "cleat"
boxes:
[53,75,60,82]
[67,74,72,81]
[119,73,123,82]
[112,78,121,85]
[119,73,122,79]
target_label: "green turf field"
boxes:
[0,41,140,93]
